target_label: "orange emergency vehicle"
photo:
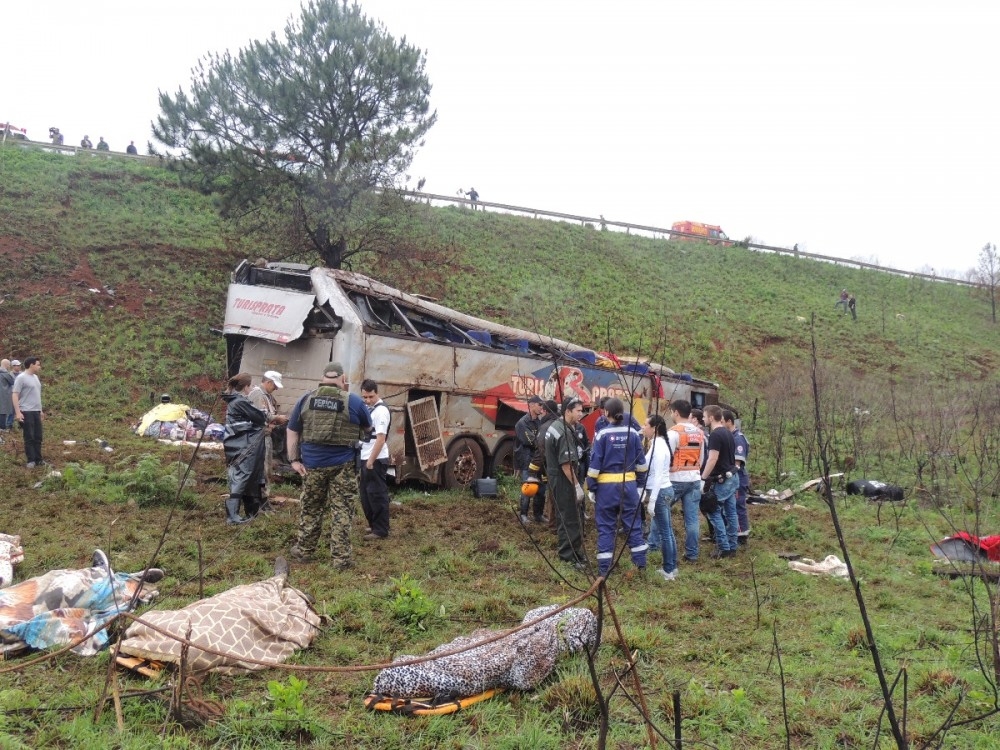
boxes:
[670,221,730,246]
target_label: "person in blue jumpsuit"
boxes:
[586,397,649,577]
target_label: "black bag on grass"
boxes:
[846,479,904,501]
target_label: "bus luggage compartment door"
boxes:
[406,396,448,471]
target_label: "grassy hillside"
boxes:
[2,145,997,413]
[0,145,999,748]
[0,147,239,426]
[368,205,997,391]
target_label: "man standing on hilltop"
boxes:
[835,289,849,314]
[12,357,44,468]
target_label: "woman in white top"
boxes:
[642,415,677,581]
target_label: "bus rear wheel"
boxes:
[444,438,484,490]
[490,439,516,478]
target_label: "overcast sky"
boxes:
[3,0,996,276]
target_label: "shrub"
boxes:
[388,573,435,631]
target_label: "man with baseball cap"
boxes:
[514,395,549,524]
[248,370,289,506]
[286,362,371,568]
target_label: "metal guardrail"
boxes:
[1,137,977,287]
[406,190,977,288]
[1,136,167,166]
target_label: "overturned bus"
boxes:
[223,261,720,488]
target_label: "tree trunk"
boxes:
[319,235,348,269]
[313,223,348,270]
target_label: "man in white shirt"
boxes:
[360,379,392,540]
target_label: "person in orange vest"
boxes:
[667,400,707,562]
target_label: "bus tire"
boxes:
[490,439,516,478]
[444,438,484,490]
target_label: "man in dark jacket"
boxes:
[546,397,588,569]
[222,373,268,525]
[0,359,14,430]
[523,400,560,523]
[515,396,548,523]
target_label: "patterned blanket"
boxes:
[0,551,161,656]
[120,574,322,674]
[371,605,598,700]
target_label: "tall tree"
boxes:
[974,242,999,323]
[153,0,436,268]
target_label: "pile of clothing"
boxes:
[846,479,905,501]
[134,403,224,444]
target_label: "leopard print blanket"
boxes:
[372,605,597,699]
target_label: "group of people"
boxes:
[0,357,46,468]
[47,128,139,155]
[222,363,392,572]
[78,136,109,151]
[835,289,858,321]
[514,395,751,581]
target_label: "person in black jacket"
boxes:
[222,373,267,525]
[515,396,548,523]
[523,400,560,525]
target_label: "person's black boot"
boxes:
[242,494,262,519]
[225,497,248,525]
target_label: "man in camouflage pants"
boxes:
[286,362,371,569]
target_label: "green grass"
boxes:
[1,480,997,747]
[1,143,999,747]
